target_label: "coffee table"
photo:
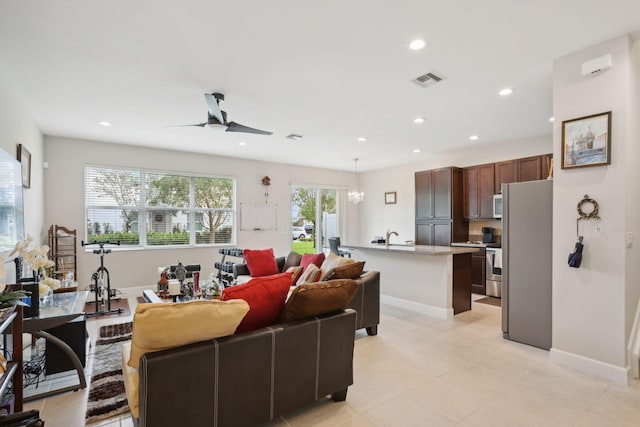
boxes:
[142,289,217,304]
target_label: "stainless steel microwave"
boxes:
[493,194,503,218]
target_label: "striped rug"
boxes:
[85,322,133,424]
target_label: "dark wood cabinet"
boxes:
[415,168,452,219]
[415,170,433,219]
[470,248,486,295]
[463,163,495,219]
[416,221,456,246]
[415,167,466,246]
[517,156,543,182]
[494,160,517,193]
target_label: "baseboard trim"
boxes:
[550,347,629,385]
[381,295,453,320]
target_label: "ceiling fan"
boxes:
[176,92,273,135]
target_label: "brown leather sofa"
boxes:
[233,259,380,336]
[133,309,356,427]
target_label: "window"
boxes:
[84,166,235,248]
[291,186,338,254]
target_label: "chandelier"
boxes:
[347,158,364,204]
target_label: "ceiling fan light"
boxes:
[207,123,227,131]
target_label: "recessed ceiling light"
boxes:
[99,121,112,127]
[498,88,513,96]
[413,148,421,153]
[469,135,479,141]
[357,137,367,142]
[238,141,246,146]
[549,117,555,122]
[409,39,426,50]
[413,117,425,124]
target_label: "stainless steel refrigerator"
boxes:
[501,179,552,350]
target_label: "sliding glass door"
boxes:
[291,186,338,254]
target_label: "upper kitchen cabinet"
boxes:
[463,163,495,219]
[517,156,543,182]
[416,167,455,219]
[494,160,517,194]
[415,167,466,245]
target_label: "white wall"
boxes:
[551,35,635,383]
[0,68,44,279]
[626,37,640,365]
[43,136,358,288]
[356,135,552,245]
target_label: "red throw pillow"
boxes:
[243,248,280,277]
[300,253,325,271]
[221,272,292,333]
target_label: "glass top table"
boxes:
[22,291,89,402]
[23,291,89,333]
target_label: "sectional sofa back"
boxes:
[136,309,356,427]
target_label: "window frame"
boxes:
[84,165,236,251]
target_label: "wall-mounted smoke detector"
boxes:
[412,72,444,88]
[581,54,612,77]
[286,133,304,141]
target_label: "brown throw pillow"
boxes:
[331,261,365,279]
[280,279,359,322]
[283,250,303,271]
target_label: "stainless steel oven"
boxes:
[486,248,502,297]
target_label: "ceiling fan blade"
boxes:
[168,123,207,127]
[226,121,273,135]
[204,93,225,125]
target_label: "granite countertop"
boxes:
[343,244,479,256]
[451,242,501,248]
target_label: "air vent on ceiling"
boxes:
[286,133,304,141]
[412,72,444,88]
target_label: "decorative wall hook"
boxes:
[577,194,599,220]
[262,176,271,203]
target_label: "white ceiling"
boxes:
[1,1,639,172]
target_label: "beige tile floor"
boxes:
[23,291,640,426]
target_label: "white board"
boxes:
[240,203,278,231]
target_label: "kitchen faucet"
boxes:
[386,229,398,246]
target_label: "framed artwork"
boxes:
[17,144,31,188]
[561,111,611,169]
[385,191,396,204]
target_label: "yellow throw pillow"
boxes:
[127,299,249,369]
[121,341,140,418]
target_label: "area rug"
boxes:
[475,296,502,307]
[84,298,131,320]
[85,321,132,424]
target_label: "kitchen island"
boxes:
[344,244,478,319]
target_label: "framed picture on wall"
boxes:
[17,144,31,188]
[561,111,611,169]
[384,191,396,204]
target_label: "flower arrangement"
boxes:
[0,262,30,307]
[10,235,55,277]
[40,277,61,297]
[0,235,59,304]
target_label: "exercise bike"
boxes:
[81,240,122,317]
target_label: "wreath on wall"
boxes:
[577,195,600,220]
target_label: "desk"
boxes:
[23,291,89,402]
